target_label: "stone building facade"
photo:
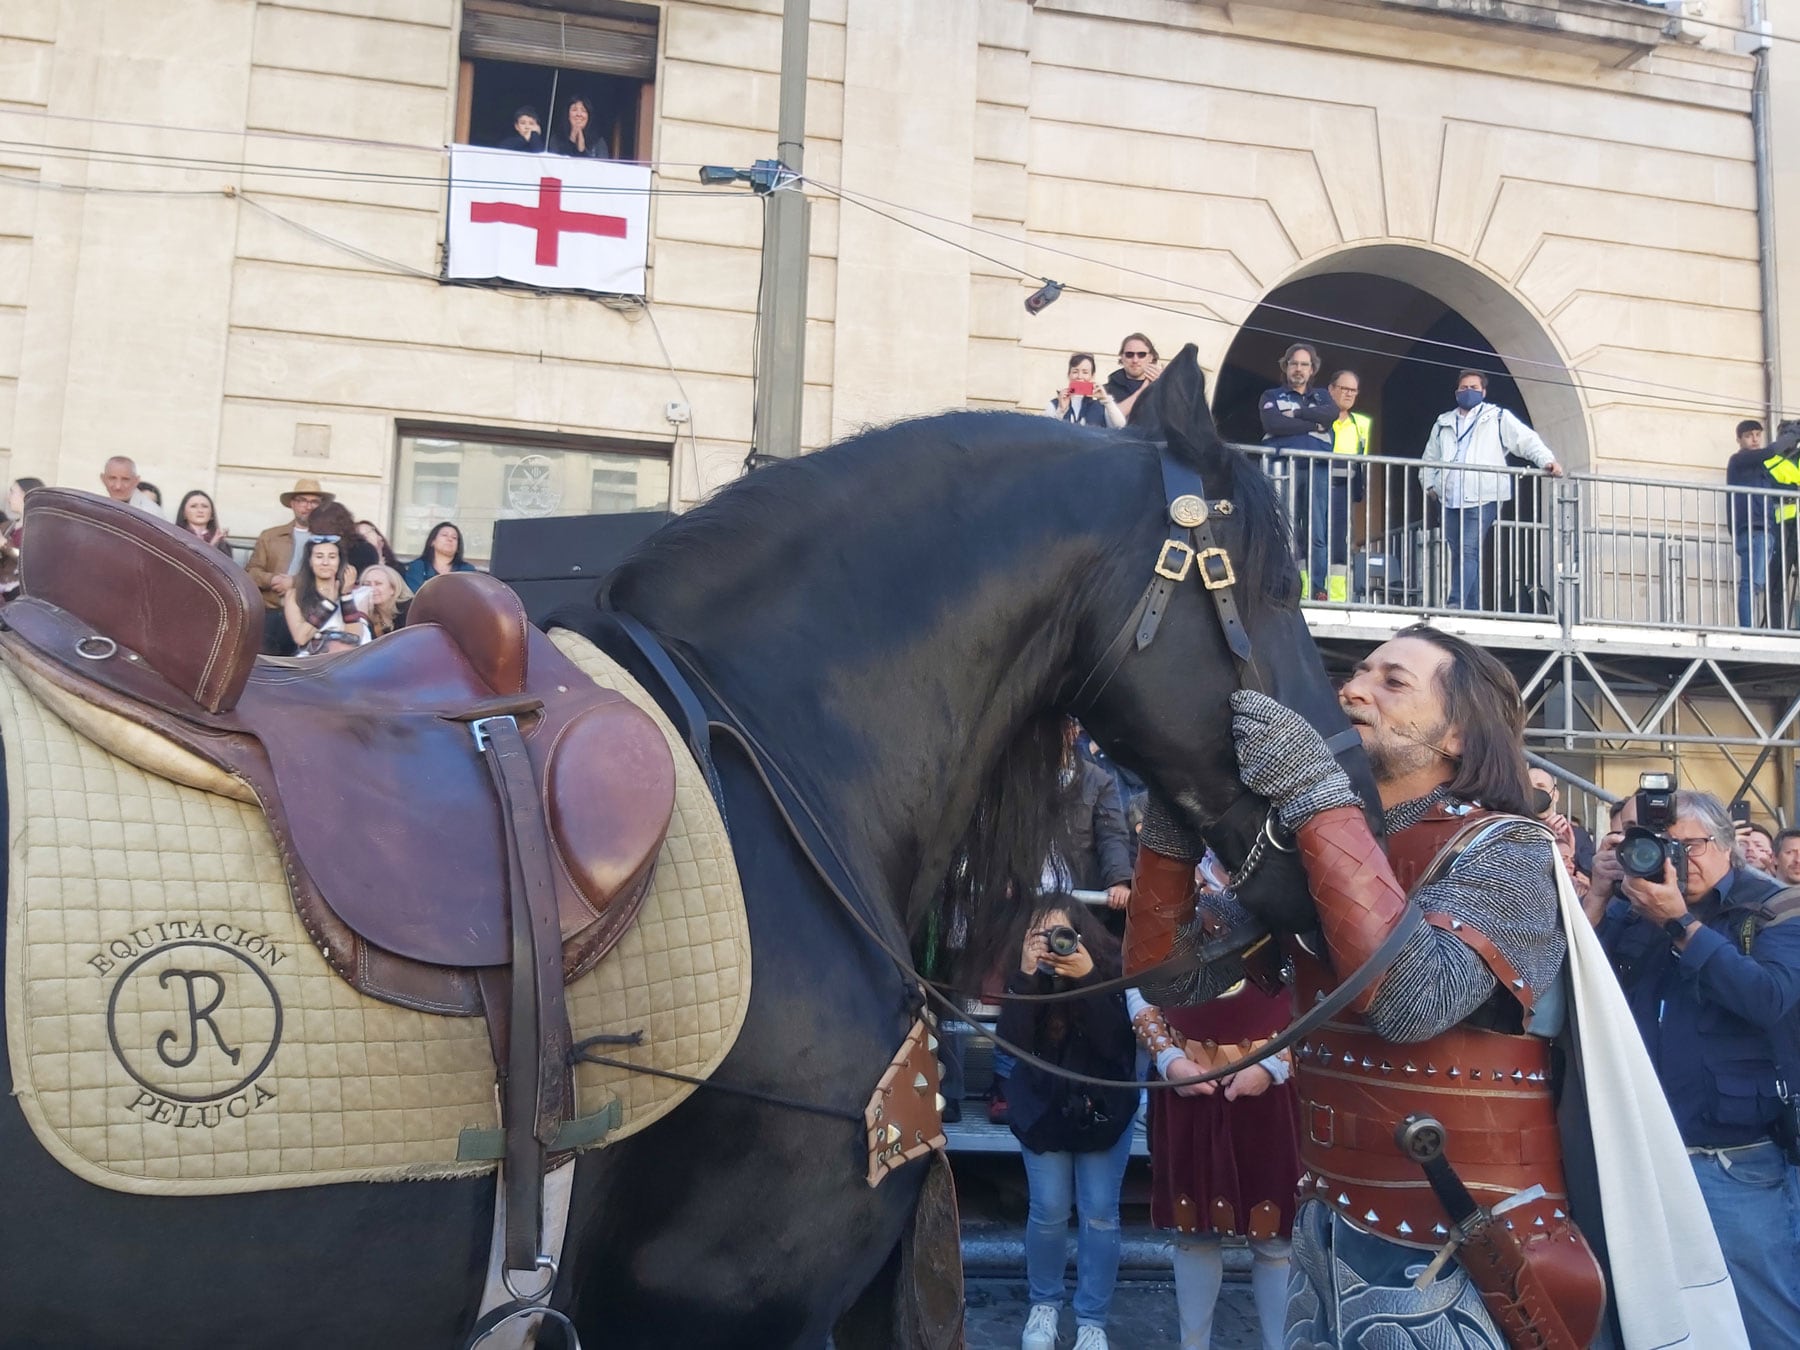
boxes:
[0,0,1781,552]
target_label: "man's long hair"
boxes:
[1398,623,1532,816]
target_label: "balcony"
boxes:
[1253,444,1800,651]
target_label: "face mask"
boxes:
[1455,388,1484,411]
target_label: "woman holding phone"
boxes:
[1046,353,1125,429]
[285,536,369,656]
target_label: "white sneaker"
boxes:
[1072,1327,1109,1350]
[1021,1302,1060,1350]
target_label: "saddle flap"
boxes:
[19,489,262,714]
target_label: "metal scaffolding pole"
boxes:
[752,0,812,461]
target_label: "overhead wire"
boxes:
[798,176,1774,419]
[803,174,1751,407]
[0,106,712,167]
[0,136,744,199]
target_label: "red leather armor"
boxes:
[1291,801,1571,1246]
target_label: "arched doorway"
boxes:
[1213,245,1587,467]
[1212,246,1586,613]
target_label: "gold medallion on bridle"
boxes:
[1169,495,1209,527]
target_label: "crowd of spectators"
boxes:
[1,463,470,658]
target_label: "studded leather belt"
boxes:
[1294,1017,1570,1250]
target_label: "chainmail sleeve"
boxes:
[1140,794,1206,860]
[1364,816,1567,1044]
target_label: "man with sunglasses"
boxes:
[1595,790,1800,1348]
[1103,334,1161,423]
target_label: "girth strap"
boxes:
[464,710,569,1276]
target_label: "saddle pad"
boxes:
[1,628,751,1195]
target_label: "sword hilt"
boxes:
[1396,1113,1446,1164]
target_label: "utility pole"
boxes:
[753,0,811,461]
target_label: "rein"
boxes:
[586,444,1406,1095]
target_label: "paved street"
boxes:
[963,1276,1264,1349]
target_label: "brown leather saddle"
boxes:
[0,489,677,1280]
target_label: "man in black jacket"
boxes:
[1728,419,1776,626]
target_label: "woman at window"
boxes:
[1045,353,1124,429]
[403,521,478,591]
[285,537,368,657]
[175,490,232,555]
[551,96,604,158]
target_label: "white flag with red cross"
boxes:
[447,145,651,295]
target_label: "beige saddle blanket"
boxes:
[2,628,750,1196]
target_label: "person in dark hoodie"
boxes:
[1258,343,1338,600]
[498,106,545,153]
[1001,899,1138,1350]
[1727,418,1777,627]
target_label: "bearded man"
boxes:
[1127,623,1745,1349]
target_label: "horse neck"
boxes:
[651,445,1157,909]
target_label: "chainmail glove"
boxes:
[1230,689,1359,832]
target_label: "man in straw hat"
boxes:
[247,478,334,654]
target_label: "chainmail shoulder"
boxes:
[1382,786,1453,835]
[1365,810,1567,1044]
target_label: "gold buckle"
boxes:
[1155,539,1194,581]
[1197,547,1236,590]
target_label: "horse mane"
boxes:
[604,411,1139,622]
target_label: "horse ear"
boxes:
[1134,344,1223,461]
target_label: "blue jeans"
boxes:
[1691,1141,1800,1349]
[1442,501,1498,610]
[1020,1125,1134,1328]
[1737,529,1770,627]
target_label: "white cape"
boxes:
[1552,864,1750,1348]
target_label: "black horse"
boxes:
[0,351,1373,1348]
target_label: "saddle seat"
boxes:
[0,489,676,1014]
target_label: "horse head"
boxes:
[1072,344,1382,931]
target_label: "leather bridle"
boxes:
[592,443,1412,1094]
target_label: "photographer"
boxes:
[999,901,1137,1350]
[1594,788,1800,1347]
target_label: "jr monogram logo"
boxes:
[104,939,283,1120]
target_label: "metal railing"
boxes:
[1245,445,1800,637]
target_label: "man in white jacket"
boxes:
[1419,371,1563,610]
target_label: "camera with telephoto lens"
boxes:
[1042,925,1080,957]
[1616,771,1686,890]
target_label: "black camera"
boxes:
[1617,772,1686,888]
[1042,925,1080,957]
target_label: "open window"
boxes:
[456,0,658,161]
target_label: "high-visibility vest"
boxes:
[1765,450,1800,522]
[1332,411,1371,457]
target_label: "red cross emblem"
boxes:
[467,177,628,266]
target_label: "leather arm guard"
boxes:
[1295,804,1411,1014]
[1124,846,1197,978]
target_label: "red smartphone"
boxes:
[1069,379,1095,397]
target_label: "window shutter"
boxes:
[461,1,657,80]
